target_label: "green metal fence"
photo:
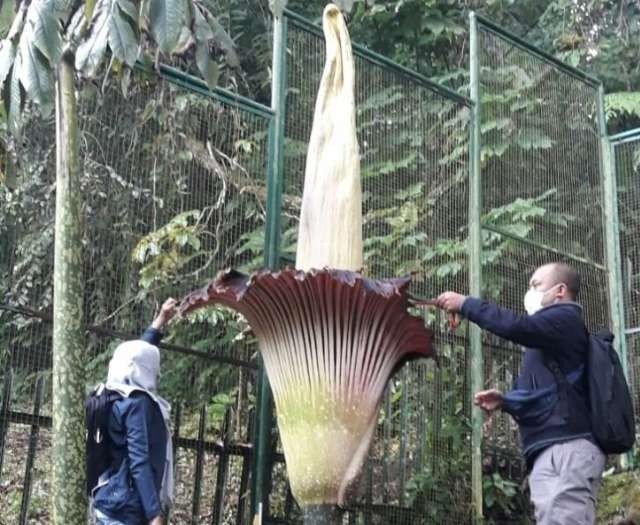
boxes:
[612,128,640,439]
[274,9,473,524]
[0,63,274,524]
[470,12,620,519]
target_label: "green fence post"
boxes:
[469,12,484,521]
[598,86,633,469]
[250,8,288,520]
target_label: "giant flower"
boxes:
[179,268,434,507]
[180,4,436,522]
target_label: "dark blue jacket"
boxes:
[460,299,593,468]
[140,326,164,347]
[93,327,167,524]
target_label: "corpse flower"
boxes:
[179,269,434,511]
[179,4,435,523]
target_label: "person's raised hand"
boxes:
[473,389,503,415]
[435,291,465,313]
[149,516,163,525]
[151,297,178,331]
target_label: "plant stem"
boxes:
[303,505,343,525]
[52,53,86,524]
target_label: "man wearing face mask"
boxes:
[436,263,606,525]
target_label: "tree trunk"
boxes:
[303,505,343,525]
[52,54,86,524]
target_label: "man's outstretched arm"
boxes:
[436,292,573,350]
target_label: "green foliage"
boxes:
[482,472,529,524]
[0,1,15,35]
[14,1,61,116]
[285,0,639,135]
[148,0,189,54]
[405,344,472,521]
[133,210,204,290]
[596,470,640,525]
[0,4,35,132]
[606,92,640,119]
[0,0,238,133]
[484,189,573,234]
[76,0,140,76]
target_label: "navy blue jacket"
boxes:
[93,327,167,524]
[141,326,164,347]
[460,299,593,468]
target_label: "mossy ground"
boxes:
[597,469,640,525]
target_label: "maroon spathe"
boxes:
[179,267,436,505]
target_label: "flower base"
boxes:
[303,504,343,525]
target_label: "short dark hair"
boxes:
[550,263,581,299]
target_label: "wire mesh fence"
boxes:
[614,132,640,431]
[476,23,605,265]
[475,18,611,519]
[0,65,273,524]
[280,12,473,524]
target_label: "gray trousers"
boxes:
[529,438,606,525]
[93,509,128,525]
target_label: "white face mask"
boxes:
[524,284,561,316]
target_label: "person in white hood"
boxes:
[90,298,177,525]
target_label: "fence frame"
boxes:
[250,10,288,521]
[470,10,635,516]
[610,128,640,146]
[0,57,278,524]
[468,12,484,519]
[598,86,629,390]
[609,126,640,469]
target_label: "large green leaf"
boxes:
[192,7,212,84]
[75,2,110,75]
[110,0,139,65]
[16,39,53,116]
[27,0,62,65]
[0,40,18,90]
[200,8,238,68]
[5,61,23,135]
[84,0,97,20]
[606,91,640,118]
[0,0,66,121]
[76,0,139,75]
[148,0,188,54]
[193,3,213,42]
[516,128,554,151]
[195,42,219,88]
[191,3,237,79]
[116,0,138,27]
[0,2,27,88]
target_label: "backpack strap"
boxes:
[542,354,570,403]
[543,353,586,394]
[543,355,567,385]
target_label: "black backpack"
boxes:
[587,330,636,454]
[85,385,122,495]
